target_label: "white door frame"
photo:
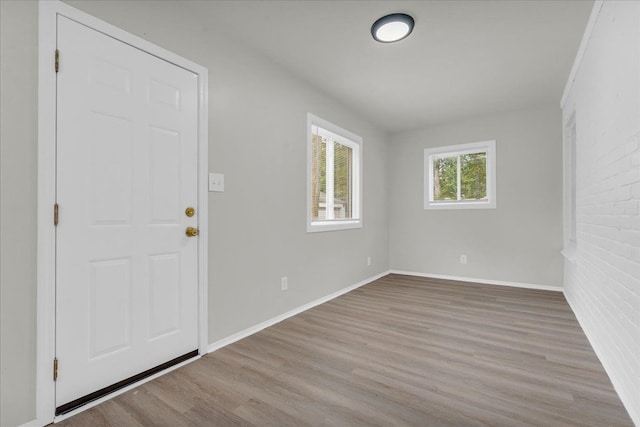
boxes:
[36,1,208,423]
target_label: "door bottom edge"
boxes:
[56,349,199,416]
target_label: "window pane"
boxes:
[460,152,487,200]
[433,156,457,200]
[308,115,362,230]
[424,141,496,210]
[311,134,327,220]
[334,142,352,219]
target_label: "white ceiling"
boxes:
[187,0,593,133]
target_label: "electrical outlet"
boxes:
[367,256,372,266]
[281,276,288,291]
[460,255,467,264]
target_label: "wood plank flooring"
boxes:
[57,274,634,426]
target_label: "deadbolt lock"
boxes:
[185,227,198,237]
[185,207,195,217]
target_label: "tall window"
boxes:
[307,114,362,232]
[424,140,496,209]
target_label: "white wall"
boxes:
[0,2,39,426]
[2,1,636,426]
[389,105,564,287]
[561,1,640,425]
[0,1,389,425]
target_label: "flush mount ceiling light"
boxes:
[371,13,414,43]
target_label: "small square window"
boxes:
[307,114,362,232]
[424,140,496,210]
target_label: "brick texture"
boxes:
[562,2,640,425]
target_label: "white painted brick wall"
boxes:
[562,2,640,425]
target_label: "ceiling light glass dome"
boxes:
[371,13,415,43]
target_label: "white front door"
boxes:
[55,15,199,411]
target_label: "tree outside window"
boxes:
[425,140,496,210]
[308,114,362,232]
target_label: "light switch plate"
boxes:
[209,173,224,192]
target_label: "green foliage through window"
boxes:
[334,143,352,218]
[311,133,353,220]
[432,151,487,202]
[460,152,486,200]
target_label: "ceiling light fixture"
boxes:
[371,13,414,43]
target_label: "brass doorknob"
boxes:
[185,207,195,217]
[185,227,198,237]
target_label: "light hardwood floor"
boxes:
[57,274,634,426]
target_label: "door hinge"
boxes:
[54,203,59,226]
[55,49,59,73]
[53,358,59,381]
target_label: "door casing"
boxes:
[36,1,209,423]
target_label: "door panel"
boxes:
[150,127,181,223]
[89,259,132,359]
[56,16,199,407]
[149,253,181,339]
[89,112,133,225]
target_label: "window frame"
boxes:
[307,113,362,233]
[424,140,497,210]
[562,112,577,261]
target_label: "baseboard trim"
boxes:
[390,270,563,292]
[208,270,391,353]
[18,418,45,427]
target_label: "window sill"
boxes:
[561,244,577,263]
[424,201,496,210]
[307,220,361,233]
